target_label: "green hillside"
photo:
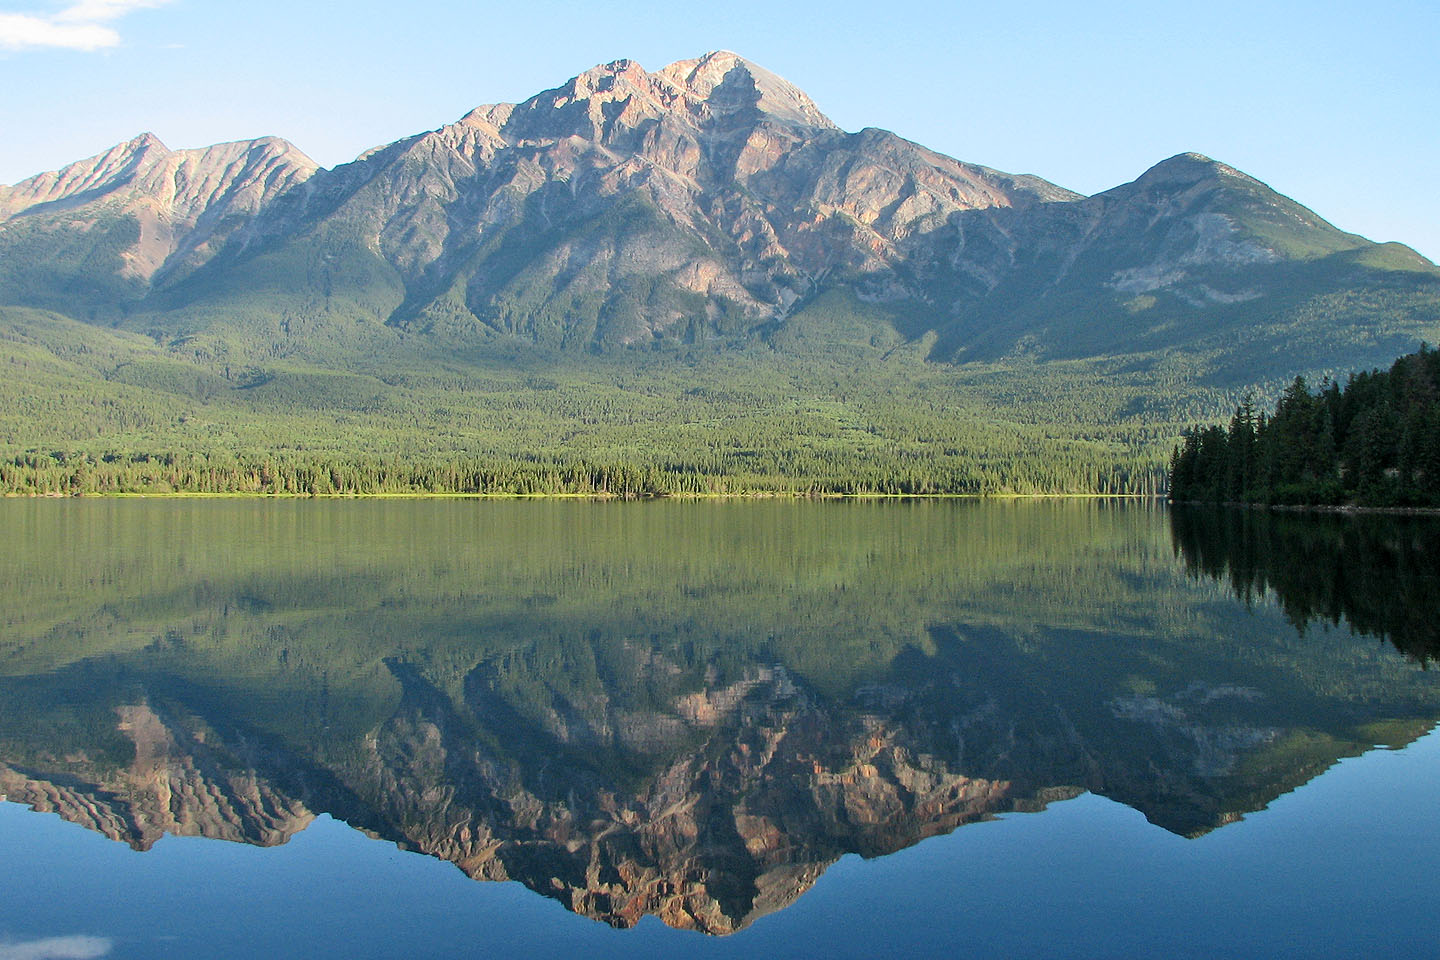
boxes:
[1,300,1229,495]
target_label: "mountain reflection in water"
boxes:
[1,500,1436,934]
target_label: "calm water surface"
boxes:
[0,500,1436,959]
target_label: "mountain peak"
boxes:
[0,132,170,209]
[1134,152,1258,188]
[127,131,168,153]
[568,56,650,92]
[658,51,836,129]
[459,51,837,151]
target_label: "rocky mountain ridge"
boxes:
[0,133,315,289]
[5,51,1427,366]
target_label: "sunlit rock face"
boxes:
[236,51,1078,347]
[0,133,317,290]
[0,52,1078,344]
[8,52,1415,363]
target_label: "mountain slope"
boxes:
[0,52,1438,493]
[930,152,1440,369]
[0,133,317,315]
[2,52,1435,375]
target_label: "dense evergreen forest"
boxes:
[0,307,1190,497]
[0,447,1163,498]
[1169,346,1440,507]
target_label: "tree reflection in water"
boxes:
[1170,506,1440,665]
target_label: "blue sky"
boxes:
[2,0,1436,260]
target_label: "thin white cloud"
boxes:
[0,937,113,960]
[0,13,117,49]
[0,0,172,51]
[54,0,171,23]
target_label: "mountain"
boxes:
[1,53,1438,493]
[0,133,316,312]
[932,151,1440,365]
[146,51,1083,351]
[5,51,1431,362]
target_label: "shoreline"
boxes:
[3,491,1166,502]
[1171,499,1440,517]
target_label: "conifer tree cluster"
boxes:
[1169,346,1440,506]
[0,447,1164,498]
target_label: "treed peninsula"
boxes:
[1170,346,1440,508]
[2,53,1439,497]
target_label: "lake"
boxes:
[1,499,1437,959]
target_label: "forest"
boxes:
[5,295,1432,499]
[0,448,1164,498]
[0,306,1194,497]
[1168,346,1440,507]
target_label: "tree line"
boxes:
[1169,345,1440,506]
[0,447,1165,498]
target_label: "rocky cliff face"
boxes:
[209,51,1077,346]
[0,134,317,268]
